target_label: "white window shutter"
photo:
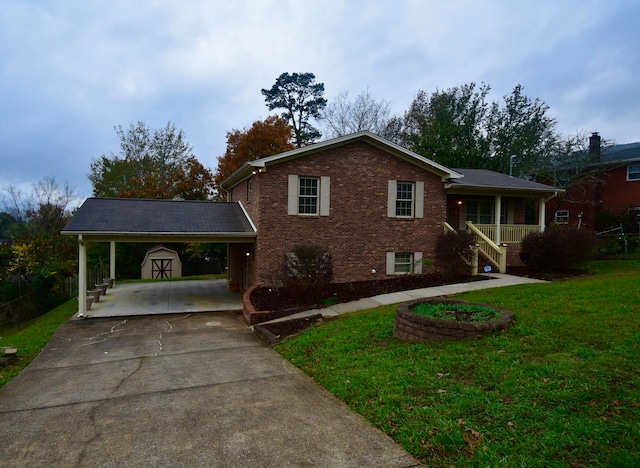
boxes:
[386,252,395,275]
[387,180,396,218]
[320,176,330,216]
[287,175,298,215]
[415,181,424,218]
[413,252,423,274]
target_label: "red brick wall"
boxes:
[544,165,639,230]
[236,141,448,285]
[601,166,640,212]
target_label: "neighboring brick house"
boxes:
[221,132,562,290]
[545,133,640,232]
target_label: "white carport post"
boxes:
[538,197,546,233]
[110,241,116,285]
[78,235,87,317]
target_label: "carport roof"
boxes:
[62,198,256,242]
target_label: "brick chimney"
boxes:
[589,132,601,162]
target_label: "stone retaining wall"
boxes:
[394,298,514,342]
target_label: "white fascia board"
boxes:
[238,201,257,232]
[221,131,463,189]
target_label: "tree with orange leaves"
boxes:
[214,115,294,195]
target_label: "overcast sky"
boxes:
[2,0,639,200]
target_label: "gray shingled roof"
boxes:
[448,169,562,192]
[600,142,640,164]
[62,198,255,235]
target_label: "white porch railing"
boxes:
[466,222,507,273]
[473,224,542,244]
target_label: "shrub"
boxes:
[520,226,596,272]
[594,209,639,234]
[283,245,333,303]
[434,231,475,280]
[596,234,640,258]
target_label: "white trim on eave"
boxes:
[238,201,257,232]
[220,131,463,190]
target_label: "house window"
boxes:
[387,180,424,218]
[396,182,414,217]
[298,177,319,214]
[499,199,514,225]
[386,251,423,275]
[288,175,331,216]
[466,200,493,224]
[394,253,413,274]
[246,177,252,202]
[627,165,640,181]
[555,210,569,224]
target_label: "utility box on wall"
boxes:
[141,246,183,279]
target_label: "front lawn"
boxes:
[276,260,640,466]
[0,299,77,388]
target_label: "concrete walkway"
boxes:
[262,273,546,325]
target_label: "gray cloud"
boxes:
[1,0,639,199]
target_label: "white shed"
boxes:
[141,246,183,279]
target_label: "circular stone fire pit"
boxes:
[394,298,514,342]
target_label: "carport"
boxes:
[62,198,256,317]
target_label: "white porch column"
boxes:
[110,241,116,284]
[78,235,87,317]
[538,197,546,232]
[494,195,502,244]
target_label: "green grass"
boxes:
[410,302,500,322]
[276,260,640,466]
[0,299,77,388]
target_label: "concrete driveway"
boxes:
[0,311,418,467]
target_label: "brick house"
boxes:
[221,132,562,290]
[64,132,562,318]
[545,133,640,232]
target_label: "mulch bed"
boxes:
[254,314,324,344]
[252,268,588,343]
[250,273,483,312]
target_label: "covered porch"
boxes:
[444,168,563,272]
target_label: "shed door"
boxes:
[152,259,172,279]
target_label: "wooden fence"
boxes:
[62,264,109,300]
[0,292,39,328]
[0,265,109,328]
